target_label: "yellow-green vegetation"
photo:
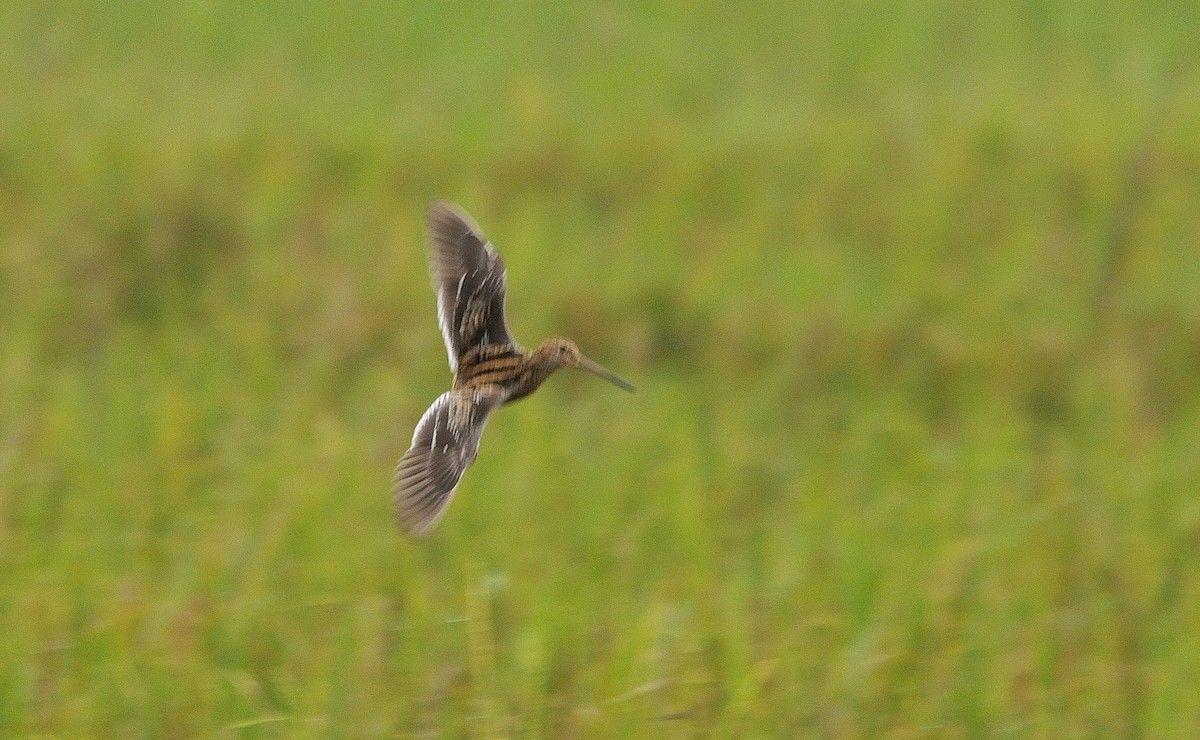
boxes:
[3,1,1200,736]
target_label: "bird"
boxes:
[393,201,635,537]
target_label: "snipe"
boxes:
[394,202,634,536]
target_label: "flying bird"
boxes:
[393,202,634,537]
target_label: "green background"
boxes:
[2,1,1200,735]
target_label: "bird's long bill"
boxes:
[578,355,635,393]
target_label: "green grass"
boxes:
[3,0,1200,735]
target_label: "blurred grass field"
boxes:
[3,0,1200,735]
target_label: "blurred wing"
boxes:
[428,201,512,372]
[392,387,504,537]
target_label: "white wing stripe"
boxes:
[436,290,457,372]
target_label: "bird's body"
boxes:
[393,202,633,537]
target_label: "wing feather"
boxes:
[392,387,504,536]
[427,202,512,372]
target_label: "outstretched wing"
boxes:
[393,386,505,536]
[428,202,512,372]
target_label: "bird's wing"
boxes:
[392,386,505,537]
[428,201,512,373]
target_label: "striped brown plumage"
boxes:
[393,202,635,537]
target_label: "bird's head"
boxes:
[538,337,635,392]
